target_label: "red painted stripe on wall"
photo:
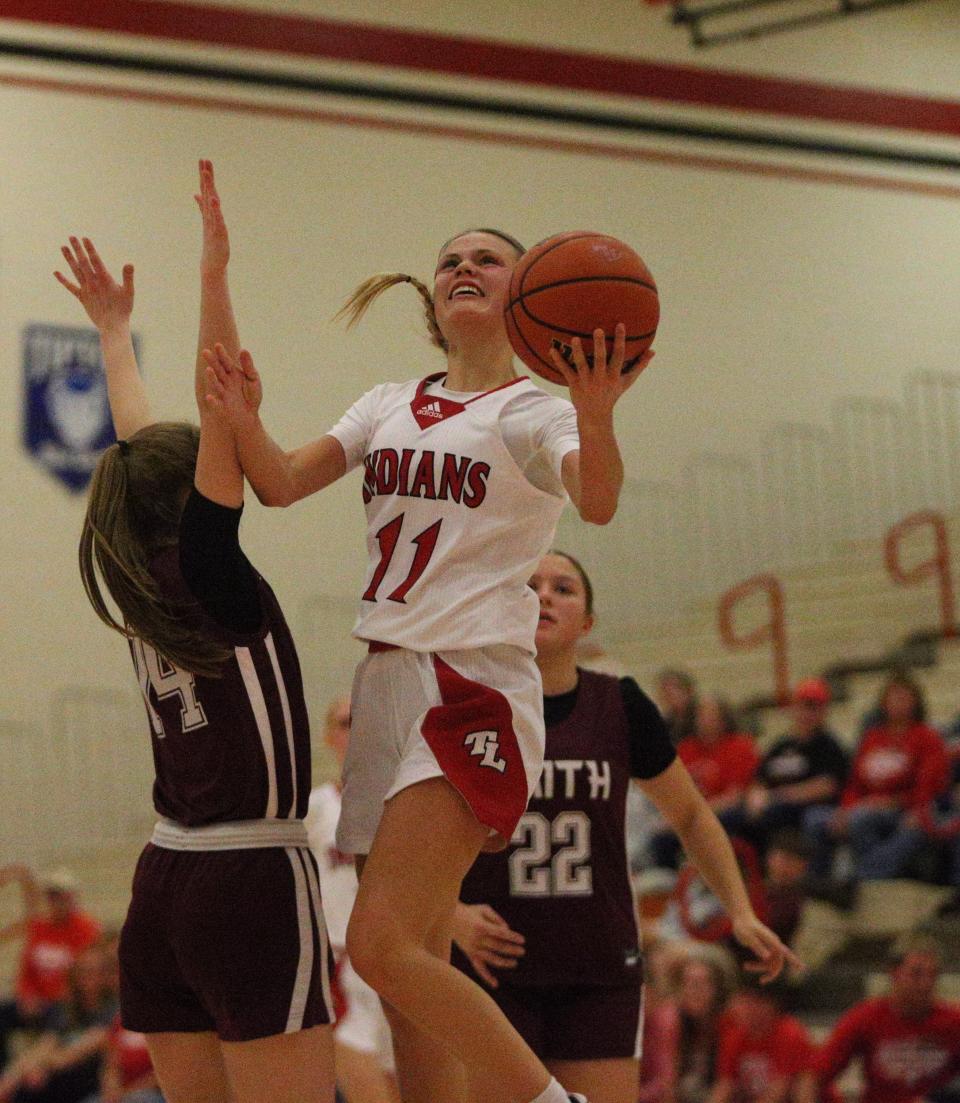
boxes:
[4,0,960,139]
[4,71,960,203]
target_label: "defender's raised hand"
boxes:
[194,158,230,279]
[54,237,134,333]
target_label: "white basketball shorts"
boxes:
[335,644,545,855]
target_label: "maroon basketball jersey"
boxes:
[459,669,640,986]
[129,547,311,826]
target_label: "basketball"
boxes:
[505,231,659,385]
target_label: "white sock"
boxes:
[529,1079,582,1103]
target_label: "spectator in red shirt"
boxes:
[804,673,949,880]
[0,865,101,1070]
[813,935,960,1103]
[708,974,816,1103]
[651,696,759,869]
[87,1014,163,1103]
[0,943,117,1103]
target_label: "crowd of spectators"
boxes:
[635,934,960,1103]
[641,666,960,897]
[3,660,960,1102]
[0,866,161,1103]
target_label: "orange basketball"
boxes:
[505,231,659,386]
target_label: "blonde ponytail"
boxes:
[334,272,447,351]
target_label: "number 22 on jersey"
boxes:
[509,810,592,897]
[131,638,208,738]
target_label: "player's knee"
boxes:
[346,906,398,994]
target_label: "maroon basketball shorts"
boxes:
[489,978,644,1062]
[120,835,335,1042]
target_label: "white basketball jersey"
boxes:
[305,783,356,951]
[331,374,572,654]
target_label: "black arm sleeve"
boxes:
[620,677,677,780]
[178,488,263,634]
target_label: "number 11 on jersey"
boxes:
[363,514,443,603]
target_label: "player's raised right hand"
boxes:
[204,343,262,431]
[54,237,134,333]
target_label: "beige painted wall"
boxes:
[1,5,958,745]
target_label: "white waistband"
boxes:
[151,817,310,851]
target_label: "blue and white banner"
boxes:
[22,323,139,493]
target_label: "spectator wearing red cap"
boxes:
[724,678,848,855]
[804,673,949,880]
[813,935,960,1103]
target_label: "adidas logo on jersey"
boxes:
[410,392,466,429]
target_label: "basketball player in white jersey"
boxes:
[200,161,651,1103]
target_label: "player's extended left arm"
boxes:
[195,160,240,404]
[194,159,244,508]
[554,324,653,525]
[640,759,803,981]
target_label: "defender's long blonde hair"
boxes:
[333,228,525,351]
[79,422,230,678]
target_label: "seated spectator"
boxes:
[655,668,699,746]
[84,1015,163,1103]
[726,678,847,853]
[924,717,960,910]
[641,946,738,1103]
[93,932,119,1008]
[0,944,116,1103]
[0,867,101,1071]
[650,696,759,870]
[637,937,689,1103]
[813,934,960,1103]
[804,672,949,880]
[763,830,815,948]
[762,830,857,949]
[707,974,816,1103]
